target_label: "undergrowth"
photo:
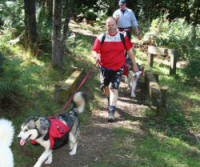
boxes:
[140,13,200,79]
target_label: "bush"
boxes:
[141,13,200,79]
[0,30,42,110]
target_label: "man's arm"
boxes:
[127,48,138,72]
[113,10,120,23]
[92,37,101,62]
[130,10,139,34]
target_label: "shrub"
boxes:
[141,13,200,79]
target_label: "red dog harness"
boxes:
[31,118,70,149]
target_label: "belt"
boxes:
[101,66,112,71]
[118,27,132,32]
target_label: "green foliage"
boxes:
[136,47,200,140]
[0,52,44,101]
[142,13,200,79]
[0,58,24,94]
[166,106,187,126]
[0,29,51,111]
[0,1,24,34]
[137,0,200,24]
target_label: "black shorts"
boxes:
[100,66,124,90]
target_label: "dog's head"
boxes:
[129,70,142,79]
[18,116,49,146]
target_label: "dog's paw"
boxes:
[131,93,136,98]
[45,153,52,164]
[69,150,76,156]
[33,164,41,167]
[45,159,52,164]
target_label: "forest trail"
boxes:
[48,21,149,167]
[50,80,149,167]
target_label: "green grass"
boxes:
[88,125,200,167]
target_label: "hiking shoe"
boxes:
[108,110,115,122]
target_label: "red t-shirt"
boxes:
[92,31,133,71]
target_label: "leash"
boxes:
[61,61,99,113]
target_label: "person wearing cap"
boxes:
[92,17,138,122]
[113,0,139,40]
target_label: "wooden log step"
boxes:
[54,70,84,104]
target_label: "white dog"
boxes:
[124,62,144,98]
[128,70,142,97]
[0,118,15,167]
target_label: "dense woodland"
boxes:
[0,0,199,65]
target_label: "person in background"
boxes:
[92,17,138,122]
[113,0,139,40]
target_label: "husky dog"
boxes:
[0,118,15,167]
[18,92,85,167]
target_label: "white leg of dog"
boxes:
[44,151,53,164]
[69,133,78,155]
[33,149,52,167]
[124,76,128,85]
[69,142,78,155]
[130,79,137,98]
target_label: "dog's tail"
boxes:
[0,118,14,146]
[73,91,86,114]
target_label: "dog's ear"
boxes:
[25,116,38,122]
[24,116,38,129]
[37,117,49,135]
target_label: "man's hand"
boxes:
[131,71,141,80]
[135,27,139,35]
[95,55,101,63]
[92,51,101,63]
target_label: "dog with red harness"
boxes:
[18,92,86,167]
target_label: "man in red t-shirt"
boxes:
[92,17,138,122]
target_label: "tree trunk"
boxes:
[193,0,200,25]
[63,0,73,41]
[183,0,190,22]
[61,0,74,57]
[46,0,53,22]
[52,0,63,67]
[195,8,200,25]
[24,0,37,52]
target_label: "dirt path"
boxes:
[47,21,149,167]
[50,80,148,167]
